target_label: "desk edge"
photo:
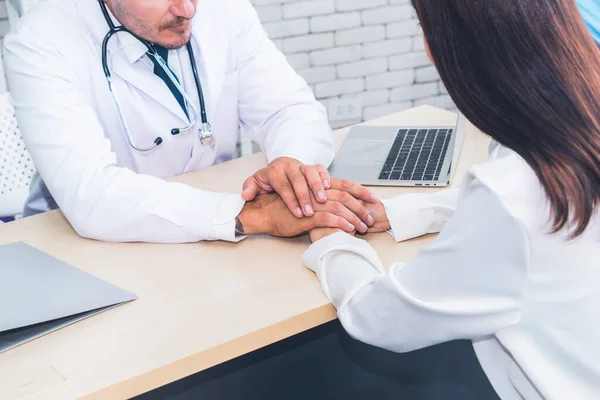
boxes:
[81,304,337,400]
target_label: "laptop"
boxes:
[329,113,467,187]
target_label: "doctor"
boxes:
[3,0,376,243]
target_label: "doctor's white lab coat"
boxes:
[3,0,334,243]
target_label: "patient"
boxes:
[303,0,600,399]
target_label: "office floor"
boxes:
[137,320,500,400]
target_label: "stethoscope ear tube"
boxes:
[186,41,214,146]
[186,42,208,125]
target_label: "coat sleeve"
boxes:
[381,188,461,242]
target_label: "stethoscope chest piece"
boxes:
[200,122,214,146]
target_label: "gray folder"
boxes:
[0,242,137,353]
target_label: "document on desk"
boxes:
[0,242,136,353]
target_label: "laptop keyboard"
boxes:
[379,128,452,181]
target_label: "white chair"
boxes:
[1,0,48,220]
[0,92,36,219]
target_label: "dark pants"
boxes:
[137,320,500,400]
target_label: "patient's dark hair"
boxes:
[412,0,600,238]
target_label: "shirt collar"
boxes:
[77,0,152,65]
[105,5,149,64]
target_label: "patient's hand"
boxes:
[365,200,391,233]
[308,199,391,242]
[309,228,353,243]
[237,190,369,238]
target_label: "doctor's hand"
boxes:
[242,157,331,218]
[309,228,353,243]
[242,158,378,224]
[236,191,370,238]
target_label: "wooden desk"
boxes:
[0,106,490,400]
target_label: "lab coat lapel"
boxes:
[110,38,190,123]
[79,0,226,125]
[191,14,227,125]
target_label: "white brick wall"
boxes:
[250,0,455,130]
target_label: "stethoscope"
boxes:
[98,0,213,152]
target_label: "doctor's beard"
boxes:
[108,0,194,50]
[158,17,194,49]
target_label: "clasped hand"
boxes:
[238,157,390,238]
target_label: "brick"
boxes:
[337,58,387,78]
[286,53,310,70]
[336,25,386,46]
[389,51,431,70]
[310,45,362,66]
[318,97,336,111]
[438,81,449,94]
[273,39,284,52]
[263,19,310,39]
[283,0,335,19]
[364,102,412,120]
[362,5,413,25]
[413,35,426,51]
[342,89,390,107]
[315,78,365,98]
[283,33,334,53]
[310,12,361,33]
[437,94,457,110]
[362,38,412,58]
[387,19,421,38]
[254,4,282,22]
[336,0,387,12]
[297,66,337,84]
[366,70,414,90]
[415,65,439,82]
[390,82,438,102]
